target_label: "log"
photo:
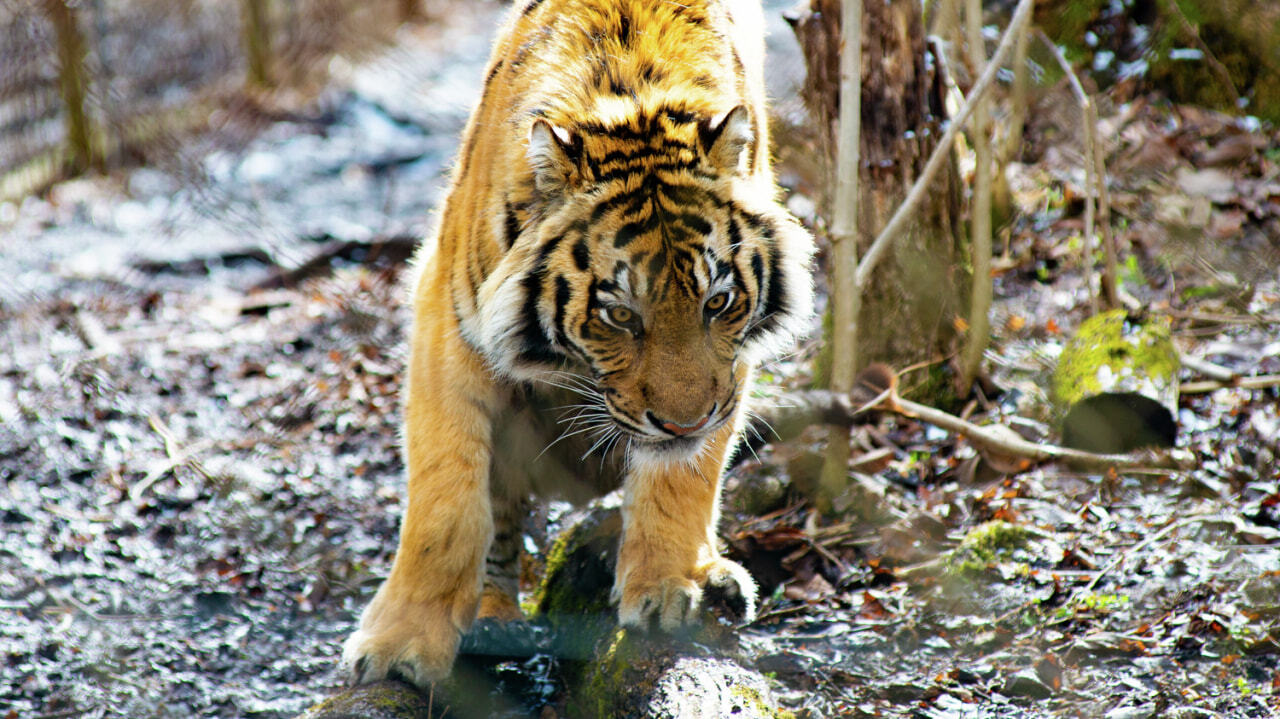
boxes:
[575,630,784,719]
[298,504,785,719]
[542,504,787,718]
[295,681,440,719]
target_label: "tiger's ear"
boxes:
[699,105,753,174]
[528,119,581,193]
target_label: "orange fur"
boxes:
[343,0,813,687]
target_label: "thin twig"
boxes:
[1177,354,1280,393]
[891,396,1194,471]
[1083,513,1231,593]
[1037,29,1110,311]
[1088,99,1119,309]
[130,415,212,501]
[1165,309,1280,326]
[1178,354,1237,382]
[1180,374,1280,395]
[819,0,864,513]
[854,0,1034,293]
[958,0,994,392]
[1001,13,1031,163]
[773,386,1195,472]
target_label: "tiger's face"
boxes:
[474,106,812,456]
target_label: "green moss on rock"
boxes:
[1051,310,1180,453]
[947,520,1033,575]
[532,507,620,620]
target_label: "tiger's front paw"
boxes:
[341,592,467,690]
[615,556,758,631]
[617,574,704,630]
[698,556,758,624]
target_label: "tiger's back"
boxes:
[345,0,813,688]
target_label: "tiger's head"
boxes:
[475,105,813,457]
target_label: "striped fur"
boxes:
[343,0,813,688]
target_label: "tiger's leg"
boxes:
[613,414,758,630]
[479,492,526,622]
[342,293,496,688]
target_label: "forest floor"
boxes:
[2,2,1279,718]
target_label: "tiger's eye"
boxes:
[705,292,730,312]
[608,305,634,325]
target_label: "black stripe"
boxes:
[637,61,665,84]
[593,159,697,184]
[617,10,633,49]
[502,202,520,249]
[515,235,568,366]
[749,249,765,300]
[581,277,602,340]
[727,215,743,248]
[614,213,660,248]
[521,0,545,15]
[577,121,656,142]
[485,60,504,85]
[674,212,711,236]
[553,275,573,351]
[572,238,591,271]
[748,236,787,341]
[660,183,709,207]
[646,248,667,279]
[663,108,697,125]
[516,272,559,366]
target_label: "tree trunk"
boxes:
[241,0,272,88]
[790,0,966,399]
[43,0,97,175]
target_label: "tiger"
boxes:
[342,0,814,687]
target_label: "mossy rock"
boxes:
[533,504,621,622]
[1051,310,1179,454]
[295,681,435,719]
[575,630,789,719]
[946,520,1036,576]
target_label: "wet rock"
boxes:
[576,631,784,719]
[1104,704,1157,719]
[881,680,929,703]
[1002,669,1054,699]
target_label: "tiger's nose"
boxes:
[647,409,712,437]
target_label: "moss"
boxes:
[730,683,797,719]
[296,681,433,719]
[532,508,619,619]
[947,520,1032,575]
[1051,310,1178,413]
[530,527,575,613]
[1051,310,1180,452]
[574,629,639,719]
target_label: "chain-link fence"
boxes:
[0,0,408,200]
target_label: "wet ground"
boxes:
[3,2,1279,718]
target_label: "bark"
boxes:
[789,0,966,399]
